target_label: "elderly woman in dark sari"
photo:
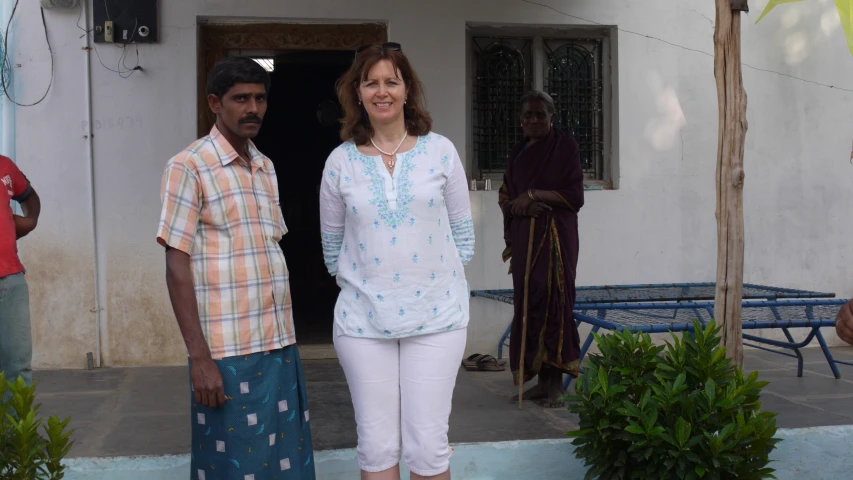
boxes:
[498,90,585,408]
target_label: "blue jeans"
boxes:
[0,272,32,386]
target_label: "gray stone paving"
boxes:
[31,346,853,458]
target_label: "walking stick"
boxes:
[518,218,536,410]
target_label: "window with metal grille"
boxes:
[472,37,532,175]
[470,31,612,184]
[544,38,604,180]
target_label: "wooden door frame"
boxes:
[197,22,387,138]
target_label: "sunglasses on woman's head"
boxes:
[354,42,402,61]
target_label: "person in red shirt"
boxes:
[0,155,40,386]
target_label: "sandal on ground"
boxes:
[462,353,485,367]
[462,353,507,368]
[463,354,507,371]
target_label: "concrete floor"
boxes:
[33,346,853,459]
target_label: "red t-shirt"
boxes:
[0,155,32,278]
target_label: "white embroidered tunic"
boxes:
[319,133,475,339]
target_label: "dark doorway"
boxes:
[252,50,352,344]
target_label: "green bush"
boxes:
[0,374,74,479]
[566,320,780,480]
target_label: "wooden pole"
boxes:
[518,218,536,409]
[714,0,748,367]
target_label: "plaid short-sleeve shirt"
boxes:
[157,126,295,359]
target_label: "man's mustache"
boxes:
[240,115,262,124]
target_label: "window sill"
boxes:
[583,180,613,191]
[470,176,614,192]
[466,179,614,192]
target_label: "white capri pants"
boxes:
[334,328,467,476]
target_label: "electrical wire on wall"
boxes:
[76,0,94,36]
[113,17,141,79]
[0,30,10,100]
[2,0,54,107]
[78,1,142,79]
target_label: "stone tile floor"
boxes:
[32,346,853,458]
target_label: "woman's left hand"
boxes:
[511,194,534,217]
[527,202,552,218]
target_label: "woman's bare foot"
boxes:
[535,368,568,408]
[511,383,548,401]
[535,398,568,408]
[511,372,550,401]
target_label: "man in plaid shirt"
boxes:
[157,57,315,479]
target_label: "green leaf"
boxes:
[675,417,691,447]
[644,409,659,430]
[625,423,645,435]
[686,434,704,449]
[705,378,716,407]
[684,451,702,464]
[640,389,651,410]
[673,372,687,392]
[756,0,807,23]
[598,367,609,395]
[609,385,628,396]
[719,423,736,441]
[619,402,643,419]
[660,432,679,447]
[838,0,853,56]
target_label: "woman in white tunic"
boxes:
[319,42,474,480]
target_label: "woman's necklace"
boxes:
[370,131,407,173]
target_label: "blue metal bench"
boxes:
[471,283,836,361]
[472,282,835,305]
[573,299,852,380]
[469,284,845,389]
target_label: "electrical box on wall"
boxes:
[93,0,158,44]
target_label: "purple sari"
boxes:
[498,128,585,385]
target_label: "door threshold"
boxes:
[298,343,337,360]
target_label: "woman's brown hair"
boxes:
[336,44,432,145]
